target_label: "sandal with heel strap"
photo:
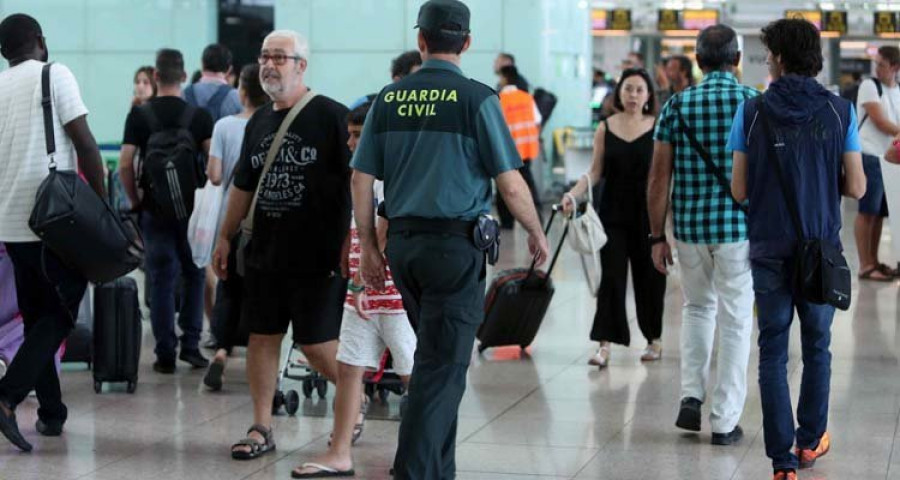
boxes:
[231,424,276,460]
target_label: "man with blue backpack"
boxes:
[183,44,242,122]
[119,48,214,374]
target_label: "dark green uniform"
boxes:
[352,58,521,479]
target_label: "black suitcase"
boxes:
[477,206,569,353]
[62,291,93,367]
[93,277,142,394]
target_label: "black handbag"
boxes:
[757,99,851,311]
[28,63,144,283]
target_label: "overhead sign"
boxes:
[591,9,632,32]
[875,12,900,34]
[657,9,719,31]
[822,11,847,34]
[785,10,822,29]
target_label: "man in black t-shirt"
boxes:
[212,30,351,461]
[119,48,213,374]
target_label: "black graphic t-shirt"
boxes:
[233,94,351,275]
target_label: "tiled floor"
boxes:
[3,206,900,479]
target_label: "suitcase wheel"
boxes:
[285,390,300,416]
[378,387,389,404]
[302,380,314,399]
[316,380,328,399]
[127,381,137,394]
[93,380,102,394]
[272,390,285,415]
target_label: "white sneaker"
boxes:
[0,358,6,380]
[640,340,662,362]
[588,345,610,368]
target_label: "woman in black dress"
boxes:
[562,68,666,369]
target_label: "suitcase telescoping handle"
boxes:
[526,205,569,285]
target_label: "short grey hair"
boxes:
[696,24,739,71]
[263,30,310,60]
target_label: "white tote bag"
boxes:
[187,180,224,268]
[566,174,607,295]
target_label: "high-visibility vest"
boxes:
[499,89,540,161]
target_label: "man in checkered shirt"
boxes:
[647,24,759,446]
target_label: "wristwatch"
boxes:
[648,234,667,245]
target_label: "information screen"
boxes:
[657,9,719,31]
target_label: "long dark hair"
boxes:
[613,68,656,114]
[132,66,157,106]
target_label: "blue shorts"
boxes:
[859,153,889,217]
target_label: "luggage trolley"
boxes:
[272,344,329,416]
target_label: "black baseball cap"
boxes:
[415,0,470,35]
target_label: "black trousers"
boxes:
[497,161,542,228]
[387,229,485,480]
[591,223,666,346]
[0,242,86,424]
[212,233,246,352]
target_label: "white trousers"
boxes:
[676,241,754,434]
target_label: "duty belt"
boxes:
[388,217,474,237]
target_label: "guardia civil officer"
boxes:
[350,1,550,478]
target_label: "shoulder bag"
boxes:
[565,173,607,294]
[29,64,144,283]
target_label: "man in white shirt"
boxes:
[855,46,900,282]
[0,14,105,452]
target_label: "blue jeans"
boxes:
[140,211,205,361]
[752,257,834,472]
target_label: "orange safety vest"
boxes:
[499,88,540,161]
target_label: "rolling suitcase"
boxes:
[93,277,142,394]
[477,206,569,353]
[62,290,93,367]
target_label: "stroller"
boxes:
[272,345,408,418]
[272,343,329,416]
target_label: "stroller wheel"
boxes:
[272,390,285,415]
[378,387,390,404]
[316,380,328,399]
[285,390,300,415]
[302,379,314,398]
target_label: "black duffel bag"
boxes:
[28,63,143,284]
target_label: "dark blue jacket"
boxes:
[742,75,852,259]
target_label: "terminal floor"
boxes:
[3,209,900,480]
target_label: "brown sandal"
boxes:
[859,267,894,282]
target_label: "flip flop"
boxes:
[231,424,275,460]
[859,267,894,282]
[877,263,899,278]
[291,462,355,478]
[0,402,31,452]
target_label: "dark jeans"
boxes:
[753,257,834,472]
[211,233,245,352]
[0,242,86,424]
[497,161,542,228]
[592,223,666,345]
[140,211,205,361]
[387,229,485,480]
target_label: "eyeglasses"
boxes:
[257,53,303,66]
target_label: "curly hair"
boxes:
[761,19,823,77]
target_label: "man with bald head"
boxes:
[213,30,351,460]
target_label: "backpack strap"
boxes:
[206,85,232,119]
[859,78,884,128]
[178,104,196,130]
[183,84,197,106]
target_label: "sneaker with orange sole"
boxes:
[773,470,796,480]
[797,431,830,469]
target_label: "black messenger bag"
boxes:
[28,63,144,283]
